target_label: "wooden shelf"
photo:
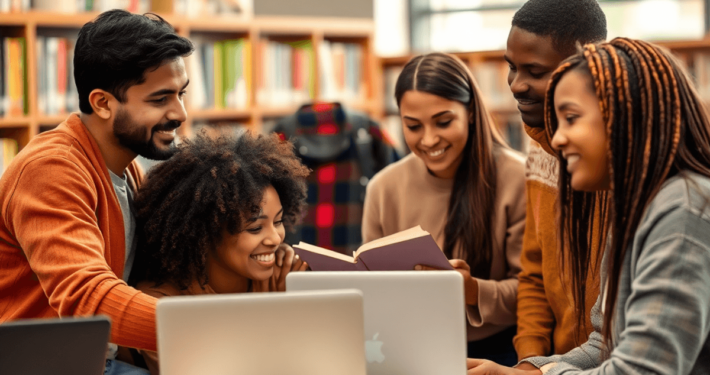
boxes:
[37,114,70,125]
[0,11,377,150]
[191,108,252,120]
[0,117,31,127]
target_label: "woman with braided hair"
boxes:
[468,38,710,374]
[128,132,310,374]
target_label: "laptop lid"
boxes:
[286,271,467,375]
[157,289,367,375]
[0,316,111,375]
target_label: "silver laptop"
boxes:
[0,316,111,375]
[287,271,467,375]
[157,289,367,375]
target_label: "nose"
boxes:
[168,96,188,123]
[420,127,439,148]
[262,224,282,247]
[550,127,567,152]
[509,71,529,96]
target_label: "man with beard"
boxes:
[0,10,192,374]
[502,0,607,365]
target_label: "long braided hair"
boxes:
[130,132,309,290]
[545,38,710,349]
[394,53,509,278]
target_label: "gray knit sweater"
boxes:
[523,172,710,374]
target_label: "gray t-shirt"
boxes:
[109,170,136,281]
[107,170,137,361]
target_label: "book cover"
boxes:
[293,226,454,272]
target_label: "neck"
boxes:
[80,113,136,176]
[206,253,251,294]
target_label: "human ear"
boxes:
[87,89,116,120]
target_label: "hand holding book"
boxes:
[417,259,479,306]
[293,226,454,271]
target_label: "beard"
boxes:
[113,108,180,161]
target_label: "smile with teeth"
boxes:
[156,129,177,135]
[428,147,448,157]
[250,253,275,263]
[517,99,538,105]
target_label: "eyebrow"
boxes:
[504,55,545,69]
[146,79,190,97]
[556,102,579,112]
[403,110,453,122]
[247,207,284,222]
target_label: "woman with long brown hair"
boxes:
[362,52,527,365]
[467,38,710,375]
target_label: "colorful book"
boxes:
[293,226,454,271]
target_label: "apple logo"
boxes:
[365,332,385,363]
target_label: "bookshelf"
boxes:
[376,39,710,153]
[0,9,376,152]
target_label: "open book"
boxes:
[293,226,454,271]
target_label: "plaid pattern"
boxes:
[274,103,398,255]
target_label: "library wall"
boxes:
[0,1,379,175]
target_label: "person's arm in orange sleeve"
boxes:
[514,186,556,360]
[7,157,157,351]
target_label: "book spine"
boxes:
[57,38,67,114]
[213,41,223,109]
[0,38,5,117]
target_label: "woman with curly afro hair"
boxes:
[129,131,310,374]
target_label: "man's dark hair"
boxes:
[512,0,607,54]
[130,132,310,290]
[74,10,194,114]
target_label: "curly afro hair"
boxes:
[512,0,607,55]
[130,132,309,290]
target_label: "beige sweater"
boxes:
[362,148,526,341]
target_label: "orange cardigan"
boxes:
[0,114,158,351]
[513,126,600,359]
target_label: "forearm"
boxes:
[93,281,158,351]
[466,278,518,327]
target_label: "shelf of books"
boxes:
[0,2,376,174]
[377,39,710,154]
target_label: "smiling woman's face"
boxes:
[551,69,610,191]
[399,90,469,179]
[209,185,286,283]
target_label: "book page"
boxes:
[295,242,356,263]
[355,226,429,256]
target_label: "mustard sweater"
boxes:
[514,126,600,359]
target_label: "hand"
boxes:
[417,259,478,305]
[272,243,309,292]
[466,359,541,375]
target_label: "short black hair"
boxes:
[74,10,194,114]
[131,132,310,290]
[512,0,607,54]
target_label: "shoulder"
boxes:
[367,153,420,194]
[639,172,710,245]
[495,146,526,179]
[494,147,527,194]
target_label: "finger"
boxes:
[291,254,303,271]
[449,259,471,271]
[276,248,295,287]
[466,358,487,369]
[414,264,441,271]
[282,246,295,272]
[276,245,286,267]
[297,261,309,272]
